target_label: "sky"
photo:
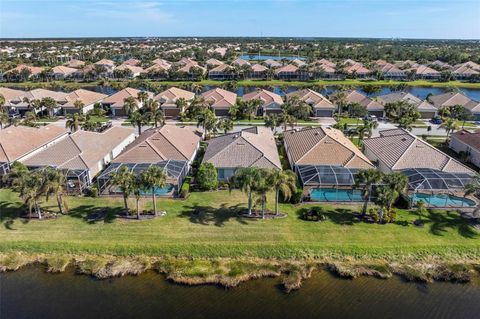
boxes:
[1,0,479,39]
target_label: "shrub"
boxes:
[87,185,99,198]
[196,163,218,191]
[290,189,304,204]
[369,208,380,223]
[180,176,191,198]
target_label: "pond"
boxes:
[2,266,480,319]
[239,55,306,61]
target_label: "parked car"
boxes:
[363,115,377,121]
[430,117,443,124]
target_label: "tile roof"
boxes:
[451,129,480,151]
[23,127,134,175]
[94,59,115,66]
[102,88,153,108]
[52,66,78,75]
[123,58,141,66]
[63,89,108,108]
[287,89,334,110]
[154,87,195,107]
[377,92,436,111]
[363,129,475,174]
[206,58,224,66]
[428,92,474,108]
[0,124,68,163]
[275,64,298,74]
[6,64,44,75]
[283,127,373,169]
[242,89,283,107]
[0,87,29,106]
[63,59,85,69]
[203,127,281,169]
[263,59,282,68]
[115,64,144,74]
[251,64,268,72]
[232,58,250,66]
[345,91,384,111]
[201,88,237,108]
[112,125,201,164]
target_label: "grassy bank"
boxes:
[2,79,480,91]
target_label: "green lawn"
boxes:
[336,117,362,126]
[0,189,478,259]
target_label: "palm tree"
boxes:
[231,167,262,215]
[123,96,138,115]
[196,108,216,137]
[0,111,8,129]
[73,100,85,113]
[217,118,233,134]
[376,186,397,222]
[175,98,188,113]
[269,169,297,216]
[140,166,167,216]
[41,97,57,117]
[439,118,459,140]
[132,174,147,219]
[41,167,66,214]
[376,172,408,220]
[464,175,480,198]
[22,111,38,127]
[137,91,149,104]
[330,90,348,114]
[11,170,44,219]
[65,113,84,132]
[190,83,203,94]
[254,169,271,219]
[151,109,166,128]
[144,98,160,113]
[129,110,149,135]
[354,168,384,215]
[110,166,135,214]
[264,114,279,134]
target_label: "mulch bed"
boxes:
[117,211,167,221]
[20,211,59,220]
[239,211,287,219]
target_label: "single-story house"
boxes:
[263,59,282,68]
[0,87,32,113]
[203,126,281,181]
[377,92,437,118]
[0,124,69,175]
[201,88,237,117]
[242,89,284,116]
[94,59,115,75]
[102,87,153,117]
[154,87,195,118]
[51,66,79,80]
[122,58,141,66]
[428,92,480,120]
[208,64,235,81]
[449,129,480,168]
[408,65,441,80]
[4,64,44,81]
[232,58,250,67]
[287,89,335,117]
[275,64,308,81]
[283,126,373,202]
[62,89,108,115]
[63,59,86,69]
[343,61,370,78]
[113,64,144,78]
[247,64,268,79]
[23,126,135,193]
[8,88,68,115]
[98,125,202,196]
[363,129,477,208]
[344,90,385,117]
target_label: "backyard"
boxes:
[0,189,478,259]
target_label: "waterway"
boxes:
[2,266,480,319]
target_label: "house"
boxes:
[292,59,306,67]
[102,87,153,117]
[363,129,477,208]
[98,125,202,196]
[242,89,284,116]
[0,87,30,112]
[201,88,237,116]
[450,129,480,168]
[287,89,335,117]
[275,64,308,81]
[283,127,373,202]
[123,58,141,66]
[154,87,195,118]
[8,88,68,115]
[428,92,480,120]
[344,91,385,117]
[208,64,234,80]
[232,58,250,67]
[343,61,370,78]
[94,59,115,71]
[23,126,135,193]
[203,127,281,181]
[205,58,224,68]
[247,64,268,79]
[63,59,85,69]
[452,65,480,80]
[4,64,44,80]
[263,59,282,68]
[372,61,406,79]
[176,62,206,80]
[0,124,69,175]
[377,92,437,119]
[62,89,108,115]
[407,65,441,80]
[113,64,144,78]
[145,63,170,80]
[151,58,172,68]
[310,63,336,79]
[51,66,78,80]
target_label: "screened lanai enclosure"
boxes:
[400,168,478,208]
[297,165,367,202]
[28,166,90,194]
[97,160,189,197]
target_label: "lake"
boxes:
[2,266,480,319]
[239,55,306,61]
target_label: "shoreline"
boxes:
[2,252,479,292]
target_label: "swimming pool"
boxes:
[411,193,477,208]
[310,188,364,202]
[139,184,175,196]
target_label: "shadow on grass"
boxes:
[68,205,122,224]
[296,206,360,226]
[0,200,34,229]
[426,210,478,239]
[179,203,249,227]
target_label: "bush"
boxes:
[180,176,191,198]
[369,208,380,223]
[196,163,218,191]
[290,189,304,204]
[87,185,99,197]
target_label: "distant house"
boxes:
[205,58,224,68]
[175,62,206,80]
[113,64,144,78]
[62,89,108,115]
[98,125,202,196]
[201,88,237,116]
[8,88,68,115]
[154,87,195,118]
[232,58,250,67]
[450,129,480,168]
[242,89,284,116]
[287,89,335,117]
[63,59,86,69]
[93,59,115,76]
[0,124,69,175]
[263,59,282,68]
[377,92,437,119]
[203,127,281,181]
[372,60,406,79]
[123,58,141,66]
[4,64,44,80]
[247,64,268,79]
[275,64,309,81]
[102,87,153,117]
[208,64,235,80]
[23,126,135,193]
[145,63,170,80]
[452,64,480,80]
[310,62,336,79]
[283,126,373,201]
[408,65,441,80]
[428,92,480,120]
[344,90,384,117]
[51,66,78,80]
[343,61,370,78]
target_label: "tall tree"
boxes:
[354,168,384,215]
[110,166,135,214]
[123,96,138,115]
[231,167,262,215]
[217,118,233,134]
[129,110,149,135]
[140,166,167,216]
[268,169,297,216]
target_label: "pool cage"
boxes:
[30,166,90,194]
[97,160,189,196]
[297,165,369,202]
[399,168,477,208]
